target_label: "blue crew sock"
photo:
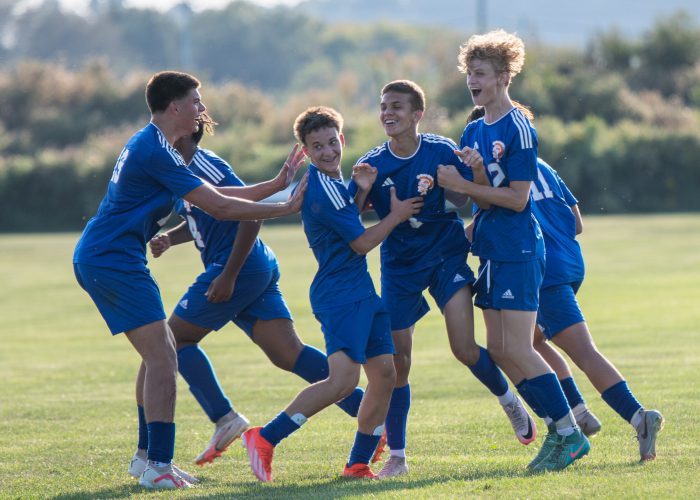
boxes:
[560,376,585,409]
[292,344,364,417]
[147,421,175,464]
[177,344,232,423]
[468,347,509,396]
[137,405,148,450]
[515,379,547,419]
[601,380,643,422]
[347,431,381,467]
[526,373,570,422]
[260,411,301,446]
[386,384,411,451]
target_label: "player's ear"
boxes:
[301,144,310,157]
[339,132,345,147]
[413,109,424,122]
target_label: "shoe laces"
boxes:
[504,400,529,429]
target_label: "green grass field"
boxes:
[1,214,699,498]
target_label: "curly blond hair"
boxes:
[457,29,525,82]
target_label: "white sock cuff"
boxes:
[290,413,308,426]
[390,449,406,458]
[372,424,384,437]
[497,388,516,406]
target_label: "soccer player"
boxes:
[349,80,535,478]
[436,30,589,472]
[128,116,365,477]
[73,71,306,490]
[241,106,423,482]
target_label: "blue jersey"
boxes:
[461,108,544,262]
[530,159,585,288]
[73,123,203,270]
[302,164,376,312]
[175,148,277,274]
[348,134,471,272]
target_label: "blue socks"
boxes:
[515,379,547,419]
[147,422,175,463]
[137,405,148,450]
[386,384,411,451]
[347,431,381,467]
[601,380,643,422]
[177,344,232,423]
[260,411,301,446]
[469,347,509,396]
[560,376,585,409]
[292,345,364,417]
[526,373,571,422]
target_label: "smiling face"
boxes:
[380,91,423,138]
[466,58,506,108]
[172,88,206,136]
[302,126,344,177]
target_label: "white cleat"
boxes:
[195,412,250,466]
[139,463,191,489]
[502,395,537,445]
[377,456,408,479]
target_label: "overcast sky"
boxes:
[17,0,303,14]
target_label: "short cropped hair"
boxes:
[458,29,526,83]
[145,71,201,113]
[380,79,426,111]
[293,106,344,145]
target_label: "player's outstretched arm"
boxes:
[206,220,262,304]
[349,187,423,255]
[437,164,530,212]
[572,204,583,235]
[149,221,193,258]
[217,144,306,201]
[184,172,308,221]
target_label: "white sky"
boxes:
[17,0,303,14]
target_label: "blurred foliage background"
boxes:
[1,1,699,231]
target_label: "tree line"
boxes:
[0,2,698,231]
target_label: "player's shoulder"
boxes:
[190,148,233,184]
[356,142,388,165]
[505,108,536,149]
[537,157,557,176]
[309,166,352,210]
[422,133,458,151]
[141,123,187,166]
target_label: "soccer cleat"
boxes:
[530,428,590,473]
[575,408,602,437]
[343,463,378,479]
[128,449,147,478]
[172,464,199,484]
[502,395,537,445]
[139,463,191,489]
[371,431,387,463]
[377,455,408,479]
[636,409,664,461]
[527,424,558,470]
[242,427,274,482]
[195,412,250,466]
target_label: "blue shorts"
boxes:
[174,265,292,335]
[473,258,544,312]
[314,294,394,364]
[74,263,166,335]
[537,282,585,339]
[381,253,475,330]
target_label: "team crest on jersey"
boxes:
[491,141,506,162]
[416,174,434,196]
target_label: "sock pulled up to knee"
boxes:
[177,344,232,423]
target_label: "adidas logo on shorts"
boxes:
[453,273,466,283]
[501,289,515,299]
[179,299,189,309]
[381,178,395,187]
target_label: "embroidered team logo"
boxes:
[416,174,434,196]
[492,141,506,162]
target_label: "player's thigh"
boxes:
[168,313,212,347]
[252,318,304,369]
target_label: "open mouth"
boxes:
[470,88,482,98]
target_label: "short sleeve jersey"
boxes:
[73,123,203,270]
[530,159,585,287]
[174,148,277,273]
[460,108,544,262]
[302,164,376,312]
[348,134,471,273]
